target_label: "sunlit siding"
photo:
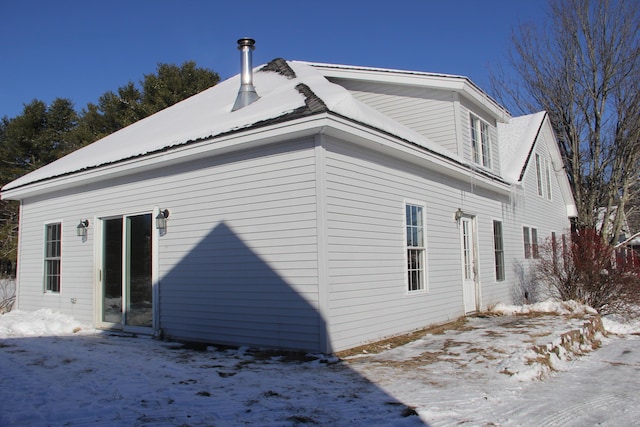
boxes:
[15,138,323,351]
[322,137,515,351]
[330,78,459,154]
[517,125,571,247]
[16,203,96,323]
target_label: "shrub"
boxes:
[0,278,16,314]
[533,229,640,314]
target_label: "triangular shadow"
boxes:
[159,221,322,352]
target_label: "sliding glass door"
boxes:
[101,214,153,329]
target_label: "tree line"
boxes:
[0,61,220,271]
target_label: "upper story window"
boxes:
[470,114,491,168]
[44,222,61,293]
[535,153,552,200]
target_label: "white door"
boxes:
[460,216,478,313]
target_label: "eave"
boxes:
[1,111,511,200]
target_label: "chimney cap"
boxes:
[237,37,256,49]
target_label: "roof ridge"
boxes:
[260,58,296,79]
[295,83,328,114]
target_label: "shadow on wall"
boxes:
[160,221,325,352]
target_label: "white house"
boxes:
[0,39,576,353]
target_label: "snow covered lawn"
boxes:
[0,303,639,426]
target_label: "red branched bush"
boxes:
[534,229,640,314]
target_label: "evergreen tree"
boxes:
[0,61,220,269]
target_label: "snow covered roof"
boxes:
[497,111,546,183]
[2,59,471,194]
[2,58,542,197]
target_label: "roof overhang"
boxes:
[1,112,511,200]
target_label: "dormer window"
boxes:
[470,114,491,168]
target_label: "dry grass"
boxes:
[336,317,469,359]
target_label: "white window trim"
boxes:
[493,219,505,282]
[404,200,428,294]
[534,153,553,200]
[535,154,544,197]
[470,113,492,169]
[43,220,63,294]
[545,158,552,200]
[522,225,539,259]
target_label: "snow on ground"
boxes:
[0,302,639,426]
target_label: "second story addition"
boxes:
[310,63,508,179]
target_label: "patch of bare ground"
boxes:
[336,317,469,358]
[371,351,447,369]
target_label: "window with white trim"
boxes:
[545,158,552,200]
[470,114,491,168]
[535,154,544,196]
[406,203,426,292]
[493,220,505,281]
[535,153,553,200]
[44,223,61,292]
[523,226,539,259]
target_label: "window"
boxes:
[535,154,543,196]
[44,223,61,292]
[551,231,558,268]
[523,226,539,259]
[406,203,426,291]
[545,158,552,200]
[470,114,491,168]
[535,154,553,200]
[493,221,505,281]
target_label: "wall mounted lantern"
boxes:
[76,220,89,237]
[156,209,170,231]
[454,208,464,222]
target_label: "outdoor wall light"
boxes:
[454,208,464,222]
[76,220,89,237]
[155,209,170,231]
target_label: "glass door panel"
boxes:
[125,214,152,327]
[102,218,123,324]
[100,213,153,329]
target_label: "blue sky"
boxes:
[0,0,547,119]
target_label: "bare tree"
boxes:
[494,0,640,242]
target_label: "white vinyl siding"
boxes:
[10,100,575,353]
[15,139,322,351]
[329,78,459,153]
[322,137,517,351]
[518,123,568,258]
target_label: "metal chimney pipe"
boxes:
[232,37,259,111]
